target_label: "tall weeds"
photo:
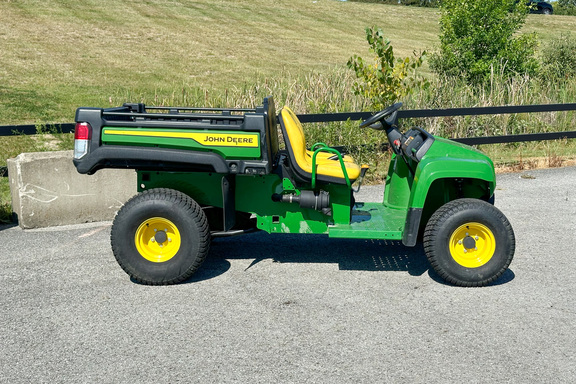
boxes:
[408,73,576,139]
[106,68,576,182]
[3,66,576,183]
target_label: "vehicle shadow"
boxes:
[427,267,515,287]
[204,231,430,278]
[196,231,515,286]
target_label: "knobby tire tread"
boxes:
[423,198,515,287]
[111,188,210,285]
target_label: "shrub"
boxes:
[430,0,539,85]
[347,26,428,110]
[541,33,576,80]
[554,5,576,16]
[556,0,576,14]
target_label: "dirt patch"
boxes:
[495,156,576,174]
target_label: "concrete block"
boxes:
[8,151,137,229]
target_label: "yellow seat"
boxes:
[307,150,354,164]
[279,107,362,185]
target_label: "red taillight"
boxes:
[74,122,92,159]
[74,122,92,140]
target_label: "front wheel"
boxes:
[111,188,210,285]
[423,199,515,287]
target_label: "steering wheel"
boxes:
[359,102,403,129]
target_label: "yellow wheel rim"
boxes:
[449,222,496,268]
[135,217,181,263]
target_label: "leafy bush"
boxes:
[557,0,576,11]
[554,6,576,16]
[553,1,576,16]
[347,26,428,110]
[541,33,576,80]
[430,0,539,85]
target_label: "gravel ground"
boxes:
[1,166,575,383]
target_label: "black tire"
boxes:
[111,188,210,285]
[424,198,515,287]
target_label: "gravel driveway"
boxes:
[1,166,575,383]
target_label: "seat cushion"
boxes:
[307,150,354,164]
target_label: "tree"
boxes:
[347,27,428,109]
[430,0,539,85]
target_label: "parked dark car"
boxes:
[530,1,553,14]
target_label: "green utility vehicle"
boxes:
[73,96,515,286]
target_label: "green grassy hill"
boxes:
[2,0,574,125]
[0,0,428,124]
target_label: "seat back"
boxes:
[279,106,362,186]
[279,107,311,174]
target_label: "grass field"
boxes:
[0,0,437,124]
[2,0,576,124]
[1,0,576,221]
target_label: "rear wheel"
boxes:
[424,198,515,287]
[111,188,210,285]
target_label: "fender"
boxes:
[402,138,496,246]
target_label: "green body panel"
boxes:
[102,127,261,159]
[135,136,496,240]
[138,172,223,206]
[328,203,405,239]
[383,155,412,210]
[137,171,352,235]
[407,138,496,209]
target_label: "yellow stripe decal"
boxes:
[103,129,259,148]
